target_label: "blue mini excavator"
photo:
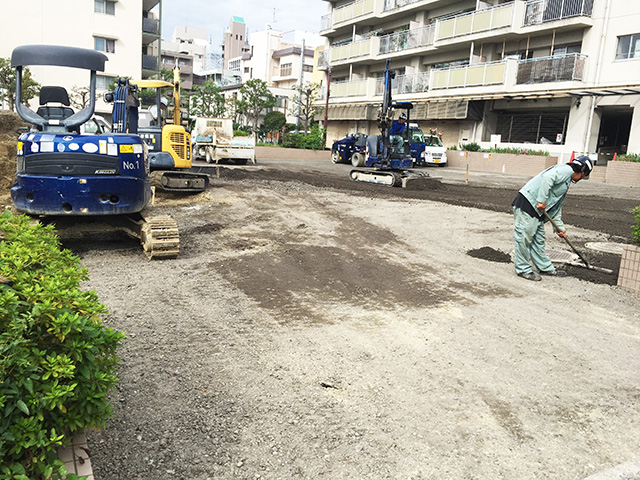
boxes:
[349,59,425,187]
[10,45,179,259]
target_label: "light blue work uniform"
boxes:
[513,164,573,275]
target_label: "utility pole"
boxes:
[323,65,331,129]
[296,38,305,133]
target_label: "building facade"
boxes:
[222,16,251,71]
[223,28,320,126]
[318,0,640,163]
[0,0,162,114]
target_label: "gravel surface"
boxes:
[57,163,640,480]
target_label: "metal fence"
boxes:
[379,25,435,54]
[524,0,594,25]
[383,0,423,11]
[516,53,586,84]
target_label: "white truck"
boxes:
[408,123,447,167]
[192,117,255,165]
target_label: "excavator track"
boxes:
[139,214,180,260]
[349,169,402,187]
[150,170,210,193]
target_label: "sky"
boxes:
[161,0,329,48]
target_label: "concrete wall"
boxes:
[447,151,557,176]
[256,146,330,161]
[604,161,640,186]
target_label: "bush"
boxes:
[233,130,249,137]
[0,211,124,479]
[618,153,640,162]
[632,206,640,244]
[461,142,482,152]
[488,147,549,156]
[279,125,326,150]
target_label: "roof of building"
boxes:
[232,16,245,23]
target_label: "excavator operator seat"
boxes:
[36,86,74,122]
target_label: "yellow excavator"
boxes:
[130,67,209,192]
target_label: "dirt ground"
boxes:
[2,118,640,478]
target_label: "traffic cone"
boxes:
[612,152,617,161]
[569,151,575,161]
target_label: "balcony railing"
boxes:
[142,54,158,70]
[142,17,159,35]
[375,71,430,95]
[524,0,594,26]
[318,50,330,68]
[516,53,586,84]
[379,25,435,54]
[321,14,332,32]
[331,38,372,62]
[333,0,374,26]
[383,0,423,11]
[437,2,514,41]
[330,79,368,98]
[431,60,507,89]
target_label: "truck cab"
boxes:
[408,123,447,167]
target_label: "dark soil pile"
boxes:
[467,246,512,263]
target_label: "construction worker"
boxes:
[389,113,407,152]
[389,112,407,136]
[512,155,594,281]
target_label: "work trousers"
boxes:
[513,206,554,274]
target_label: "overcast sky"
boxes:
[161,0,329,49]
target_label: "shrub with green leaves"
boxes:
[632,206,640,244]
[618,153,640,163]
[0,211,124,479]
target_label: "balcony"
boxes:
[318,49,330,69]
[331,38,373,63]
[431,60,508,89]
[330,79,369,98]
[436,2,514,42]
[322,0,375,31]
[375,71,430,95]
[516,53,586,84]
[379,25,435,55]
[142,17,159,35]
[524,0,594,26]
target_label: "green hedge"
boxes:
[618,153,640,162]
[0,211,124,480]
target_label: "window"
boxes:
[96,75,113,90]
[95,37,115,53]
[616,34,640,60]
[280,63,292,76]
[95,0,115,15]
[303,64,313,73]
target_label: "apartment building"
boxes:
[164,26,208,72]
[0,0,162,114]
[224,28,321,125]
[318,0,640,162]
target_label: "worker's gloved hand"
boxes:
[556,230,567,238]
[536,202,546,211]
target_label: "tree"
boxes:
[0,57,40,111]
[189,79,225,118]
[288,81,322,133]
[264,111,286,141]
[237,79,275,139]
[70,85,91,110]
